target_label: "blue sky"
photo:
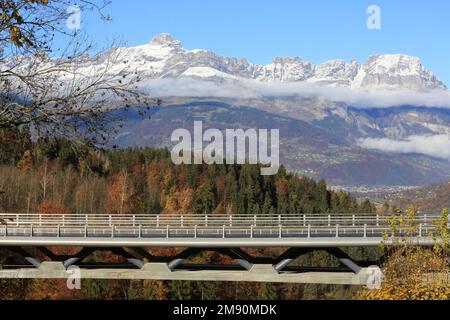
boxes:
[80,0,450,85]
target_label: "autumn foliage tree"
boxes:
[356,207,450,300]
[37,200,69,214]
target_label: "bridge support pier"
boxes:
[274,248,311,272]
[64,248,94,268]
[7,247,41,268]
[167,248,202,270]
[326,248,362,274]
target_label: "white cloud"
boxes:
[358,134,450,159]
[140,77,450,109]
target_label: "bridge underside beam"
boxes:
[0,261,376,285]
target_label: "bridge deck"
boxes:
[0,236,437,247]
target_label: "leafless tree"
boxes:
[0,0,154,146]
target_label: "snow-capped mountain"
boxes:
[116,33,447,91]
[351,54,446,90]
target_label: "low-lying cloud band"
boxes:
[140,77,450,109]
[358,135,450,159]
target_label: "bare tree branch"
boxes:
[0,0,155,146]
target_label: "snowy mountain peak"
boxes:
[261,57,314,82]
[367,54,422,71]
[308,59,360,87]
[120,35,447,91]
[352,54,447,90]
[150,33,182,49]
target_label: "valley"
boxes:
[112,102,450,189]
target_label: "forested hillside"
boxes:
[386,180,450,212]
[0,128,374,216]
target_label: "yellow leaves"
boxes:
[389,215,398,234]
[1,0,49,47]
[17,150,34,172]
[356,243,450,300]
[9,25,21,44]
[434,208,450,255]
[6,15,33,47]
[163,187,193,215]
[33,0,49,4]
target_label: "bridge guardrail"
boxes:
[0,213,443,239]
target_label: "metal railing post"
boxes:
[279,224,282,238]
[166,225,169,238]
[223,225,225,239]
[336,224,339,238]
[250,225,254,238]
[419,223,423,237]
[303,214,306,227]
[39,214,42,227]
[376,214,379,227]
[30,224,33,237]
[364,224,367,238]
[307,225,311,238]
[194,225,197,238]
[352,215,355,227]
[139,224,142,238]
[328,215,331,227]
[181,215,184,228]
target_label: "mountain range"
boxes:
[80,34,450,192]
[115,33,446,91]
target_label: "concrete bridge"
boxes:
[0,213,445,286]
